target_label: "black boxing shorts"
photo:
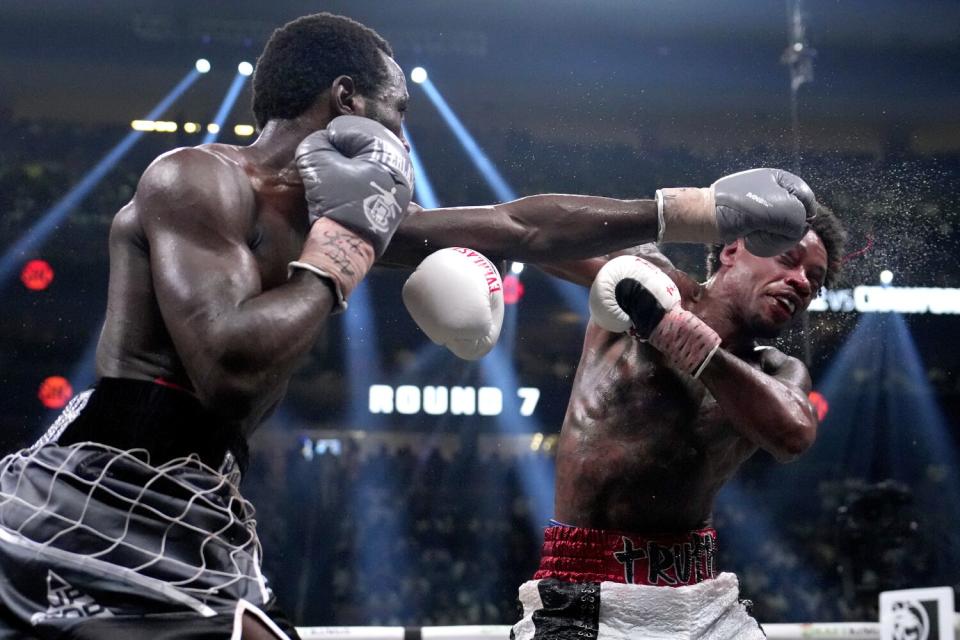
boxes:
[53,377,249,473]
[0,378,297,639]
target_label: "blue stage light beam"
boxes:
[479,342,555,529]
[338,279,417,618]
[417,76,559,527]
[202,71,250,144]
[405,104,553,529]
[417,77,515,203]
[402,124,440,209]
[773,311,958,504]
[881,313,960,583]
[341,280,386,427]
[0,67,203,288]
[883,313,960,487]
[755,311,960,594]
[414,80,527,352]
[796,312,884,478]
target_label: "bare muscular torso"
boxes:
[95,144,310,433]
[554,296,786,534]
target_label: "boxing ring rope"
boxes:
[296,617,960,640]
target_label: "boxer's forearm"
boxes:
[175,271,336,422]
[382,195,660,266]
[697,349,817,462]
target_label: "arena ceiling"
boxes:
[1,0,958,151]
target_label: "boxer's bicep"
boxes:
[759,346,819,434]
[700,347,817,461]
[138,150,260,380]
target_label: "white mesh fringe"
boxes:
[0,437,268,613]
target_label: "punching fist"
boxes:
[402,248,504,360]
[590,256,720,378]
[656,168,816,257]
[291,116,415,310]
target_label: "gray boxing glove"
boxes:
[296,115,415,257]
[656,168,816,257]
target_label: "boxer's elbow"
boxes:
[498,195,568,258]
[770,414,817,463]
[500,211,543,257]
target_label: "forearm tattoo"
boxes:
[319,229,367,275]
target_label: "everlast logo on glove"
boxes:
[402,247,505,360]
[369,138,414,187]
[450,247,503,294]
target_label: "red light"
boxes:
[808,390,829,421]
[503,274,525,305]
[21,259,54,291]
[38,376,73,410]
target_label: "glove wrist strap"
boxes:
[656,187,723,245]
[290,218,376,312]
[647,306,721,378]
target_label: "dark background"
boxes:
[1,0,958,627]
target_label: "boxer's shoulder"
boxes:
[134,145,257,235]
[140,145,252,197]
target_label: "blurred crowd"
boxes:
[246,440,543,625]
[245,439,959,626]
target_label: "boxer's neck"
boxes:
[249,114,330,172]
[691,282,755,354]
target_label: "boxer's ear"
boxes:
[330,75,362,116]
[719,240,742,267]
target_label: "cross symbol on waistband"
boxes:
[613,536,648,584]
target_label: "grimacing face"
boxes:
[726,230,828,339]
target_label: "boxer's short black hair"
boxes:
[705,202,846,289]
[252,13,394,129]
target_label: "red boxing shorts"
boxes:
[533,525,718,586]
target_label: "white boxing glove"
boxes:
[589,255,720,378]
[402,248,505,360]
[588,255,681,334]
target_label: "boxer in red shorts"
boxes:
[513,192,845,639]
